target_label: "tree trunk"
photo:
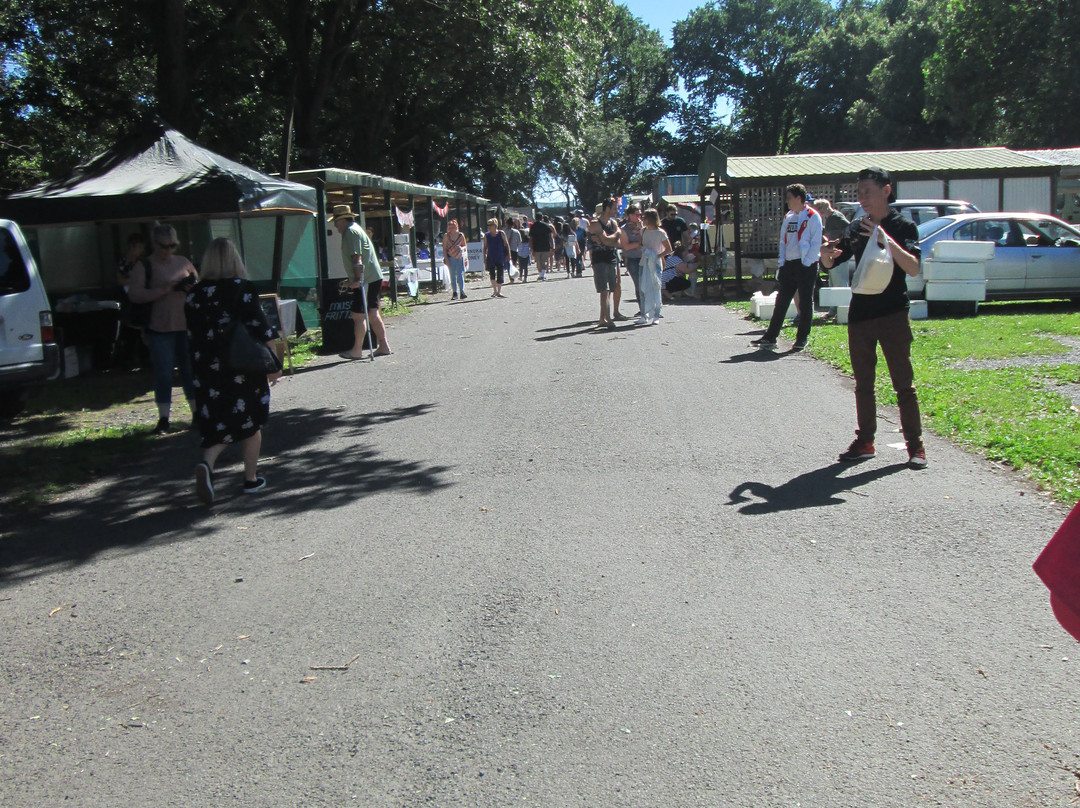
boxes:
[154,0,196,132]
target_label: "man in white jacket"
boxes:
[752,183,822,351]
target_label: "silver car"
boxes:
[842,199,980,227]
[910,212,1080,300]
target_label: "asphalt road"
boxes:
[2,274,1077,807]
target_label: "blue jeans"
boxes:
[447,257,465,295]
[625,256,642,303]
[146,330,195,406]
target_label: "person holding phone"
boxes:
[820,167,926,469]
[126,223,197,434]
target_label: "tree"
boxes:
[547,1,675,206]
[672,0,829,155]
[924,0,1080,147]
[665,100,734,175]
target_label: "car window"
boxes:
[1018,219,1080,247]
[951,222,975,240]
[896,206,939,226]
[917,217,954,239]
[0,228,32,296]
[978,220,1012,245]
[943,204,977,215]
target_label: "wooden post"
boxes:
[733,186,744,289]
[386,190,397,305]
[428,198,439,294]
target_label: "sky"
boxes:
[618,0,703,45]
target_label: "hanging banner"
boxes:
[432,199,449,218]
[395,206,414,228]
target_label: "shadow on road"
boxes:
[0,402,452,585]
[728,461,905,514]
[534,321,614,342]
[535,320,600,333]
[720,348,787,364]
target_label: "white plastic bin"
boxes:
[818,286,852,307]
[922,260,987,282]
[925,280,987,301]
[931,240,995,262]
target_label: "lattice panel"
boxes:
[737,183,861,256]
[738,187,785,255]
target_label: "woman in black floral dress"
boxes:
[186,238,280,505]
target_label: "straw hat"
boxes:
[331,204,356,221]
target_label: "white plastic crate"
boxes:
[931,240,995,262]
[925,279,987,301]
[909,299,928,320]
[922,260,987,282]
[750,291,768,318]
[818,286,852,307]
[752,292,796,320]
[62,346,79,379]
[836,305,850,325]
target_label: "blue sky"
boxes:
[619,0,703,45]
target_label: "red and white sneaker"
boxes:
[907,443,927,469]
[838,439,875,462]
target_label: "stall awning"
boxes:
[0,120,318,226]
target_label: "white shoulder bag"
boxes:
[850,226,894,295]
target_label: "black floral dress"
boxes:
[185,279,278,448]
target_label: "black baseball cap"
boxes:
[858,166,896,202]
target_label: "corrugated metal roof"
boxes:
[660,193,707,205]
[1016,148,1080,167]
[725,147,1056,181]
[287,168,489,204]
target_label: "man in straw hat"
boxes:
[332,204,392,359]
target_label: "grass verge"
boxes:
[732,298,1080,503]
[0,328,328,514]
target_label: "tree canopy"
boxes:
[0,0,1074,205]
[672,0,1079,157]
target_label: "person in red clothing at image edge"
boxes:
[821,167,927,469]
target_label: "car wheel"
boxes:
[0,389,29,420]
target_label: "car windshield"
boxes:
[917,217,955,240]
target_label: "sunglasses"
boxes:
[157,242,178,249]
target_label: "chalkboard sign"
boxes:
[319,280,373,353]
[258,294,293,371]
[259,294,282,334]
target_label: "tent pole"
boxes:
[732,186,743,289]
[315,177,329,283]
[386,190,397,306]
[428,198,438,295]
[236,212,246,263]
[271,84,295,296]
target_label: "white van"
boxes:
[0,220,60,418]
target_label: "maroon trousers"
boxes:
[847,309,922,444]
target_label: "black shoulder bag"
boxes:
[224,317,282,375]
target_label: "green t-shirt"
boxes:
[341,223,384,284]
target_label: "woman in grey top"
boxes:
[621,204,644,310]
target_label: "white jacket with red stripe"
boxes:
[778,205,822,267]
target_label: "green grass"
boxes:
[0,371,160,513]
[732,298,1080,502]
[0,305,408,513]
